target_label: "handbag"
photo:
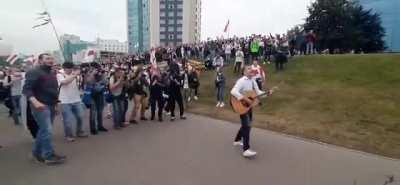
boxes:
[81,86,93,109]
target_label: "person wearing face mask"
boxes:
[23,53,66,165]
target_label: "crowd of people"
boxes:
[0,33,299,163]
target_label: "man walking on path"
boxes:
[23,53,66,165]
[231,66,271,158]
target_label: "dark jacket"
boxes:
[215,72,225,88]
[23,65,59,106]
[188,72,200,88]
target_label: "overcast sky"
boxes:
[0,0,312,54]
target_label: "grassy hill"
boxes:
[188,54,400,159]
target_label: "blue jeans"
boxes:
[11,95,21,125]
[216,86,224,102]
[30,104,56,159]
[61,102,84,137]
[90,94,105,132]
[112,95,126,127]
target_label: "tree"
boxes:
[304,0,385,53]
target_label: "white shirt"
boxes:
[235,51,244,63]
[57,73,81,104]
[183,73,189,89]
[10,74,23,96]
[251,65,265,80]
[225,44,232,54]
[109,76,123,96]
[231,76,264,100]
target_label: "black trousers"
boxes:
[234,62,242,73]
[168,88,184,117]
[150,96,164,120]
[255,78,263,90]
[235,110,253,151]
[26,100,39,138]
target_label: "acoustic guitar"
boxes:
[230,87,278,115]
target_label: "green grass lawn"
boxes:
[188,54,400,159]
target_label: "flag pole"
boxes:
[39,0,65,62]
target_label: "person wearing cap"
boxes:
[58,62,88,142]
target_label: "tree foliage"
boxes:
[304,0,385,53]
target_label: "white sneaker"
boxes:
[233,141,243,146]
[65,137,76,142]
[219,102,225,107]
[194,96,198,100]
[216,102,221,107]
[188,97,191,102]
[243,149,257,157]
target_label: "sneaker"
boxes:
[90,130,98,135]
[219,102,225,108]
[188,97,191,102]
[165,112,171,116]
[130,120,138,124]
[180,115,187,120]
[77,132,89,138]
[194,96,198,100]
[171,117,176,121]
[98,127,108,132]
[216,102,221,107]
[233,141,244,146]
[140,117,148,121]
[44,155,66,165]
[243,149,257,158]
[65,137,76,142]
[53,153,67,161]
[32,153,44,163]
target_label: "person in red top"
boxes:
[306,30,316,55]
[250,60,266,90]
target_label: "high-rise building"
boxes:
[357,0,400,52]
[127,0,202,53]
[127,0,151,54]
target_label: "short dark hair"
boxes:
[62,62,75,69]
[38,53,50,61]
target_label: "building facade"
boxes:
[127,0,151,54]
[127,0,201,53]
[357,0,400,52]
[96,38,128,53]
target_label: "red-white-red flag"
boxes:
[223,20,230,33]
[6,54,19,65]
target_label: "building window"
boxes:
[168,12,174,17]
[177,26,182,32]
[169,34,174,40]
[160,19,166,24]
[160,26,166,32]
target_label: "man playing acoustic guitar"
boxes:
[230,66,272,158]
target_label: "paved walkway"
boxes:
[0,113,399,185]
